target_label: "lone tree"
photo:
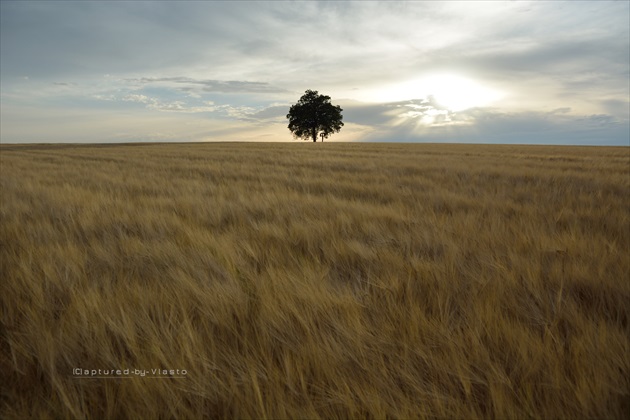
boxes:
[287,90,343,142]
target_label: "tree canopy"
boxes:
[287,90,344,142]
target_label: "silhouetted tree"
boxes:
[287,90,343,142]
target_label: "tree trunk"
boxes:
[312,128,317,142]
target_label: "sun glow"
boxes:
[365,74,504,111]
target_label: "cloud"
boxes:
[340,98,457,128]
[246,105,289,121]
[1,1,628,145]
[119,93,217,113]
[361,106,629,146]
[601,99,630,120]
[112,91,283,119]
[126,76,287,95]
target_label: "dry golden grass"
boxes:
[1,142,628,419]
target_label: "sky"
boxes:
[1,0,629,145]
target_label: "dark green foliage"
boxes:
[287,90,344,142]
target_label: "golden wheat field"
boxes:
[0,142,628,419]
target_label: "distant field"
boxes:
[1,142,628,418]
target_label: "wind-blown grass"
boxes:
[1,142,628,418]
